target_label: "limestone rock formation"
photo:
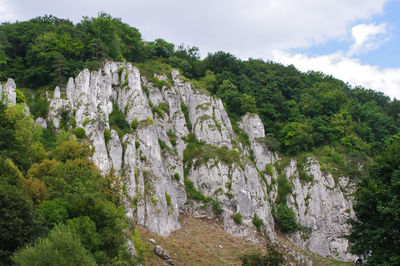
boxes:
[4,60,356,261]
[0,78,17,106]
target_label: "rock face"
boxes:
[4,61,356,260]
[0,78,17,106]
[284,159,356,260]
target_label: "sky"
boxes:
[1,0,400,99]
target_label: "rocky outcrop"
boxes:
[284,159,356,260]
[0,78,17,106]
[2,60,355,261]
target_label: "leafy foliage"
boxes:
[232,212,243,224]
[274,203,299,233]
[240,244,285,266]
[347,141,400,265]
[252,213,264,231]
[12,225,97,266]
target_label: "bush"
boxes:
[28,93,50,118]
[233,212,242,224]
[264,164,274,176]
[276,176,293,204]
[158,138,169,151]
[158,102,169,114]
[109,103,130,135]
[130,118,139,131]
[181,103,192,131]
[167,129,177,146]
[104,129,111,144]
[69,117,76,128]
[252,213,264,231]
[173,173,180,182]
[275,203,299,233]
[72,127,86,139]
[16,89,26,103]
[12,225,96,266]
[212,199,223,215]
[240,243,285,266]
[165,192,171,207]
[184,178,208,202]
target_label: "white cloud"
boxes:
[0,0,18,22]
[348,23,388,55]
[272,50,400,99]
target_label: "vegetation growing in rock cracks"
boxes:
[2,12,400,264]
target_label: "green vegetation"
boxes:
[252,213,264,231]
[347,140,400,265]
[276,176,293,205]
[184,178,209,202]
[173,173,180,182]
[71,127,86,139]
[167,129,177,146]
[264,164,274,176]
[240,244,285,266]
[12,225,97,266]
[274,203,299,233]
[232,212,243,224]
[0,101,140,264]
[2,13,400,264]
[212,199,223,215]
[165,192,171,207]
[180,103,192,131]
[130,118,139,131]
[109,103,130,138]
[104,129,111,144]
[183,133,242,170]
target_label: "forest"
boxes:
[1,13,399,265]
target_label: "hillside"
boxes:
[1,14,400,265]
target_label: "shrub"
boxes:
[158,102,169,114]
[27,94,49,118]
[276,176,293,204]
[274,203,299,233]
[16,89,26,103]
[165,192,171,207]
[130,119,139,131]
[72,127,86,139]
[212,199,223,215]
[252,213,264,231]
[167,129,177,146]
[184,178,208,202]
[135,140,140,149]
[264,164,274,176]
[104,129,111,144]
[69,117,76,128]
[109,103,130,134]
[181,103,192,131]
[158,138,169,151]
[12,225,96,266]
[233,212,242,224]
[240,244,285,266]
[173,173,180,182]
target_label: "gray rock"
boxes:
[38,61,356,260]
[149,238,157,245]
[155,245,171,260]
[1,78,16,106]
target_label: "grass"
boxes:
[137,214,353,265]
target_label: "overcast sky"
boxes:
[1,0,400,99]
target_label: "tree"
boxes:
[12,225,96,266]
[0,183,45,264]
[347,141,400,265]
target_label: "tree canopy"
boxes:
[347,140,400,265]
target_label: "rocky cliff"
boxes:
[1,61,356,261]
